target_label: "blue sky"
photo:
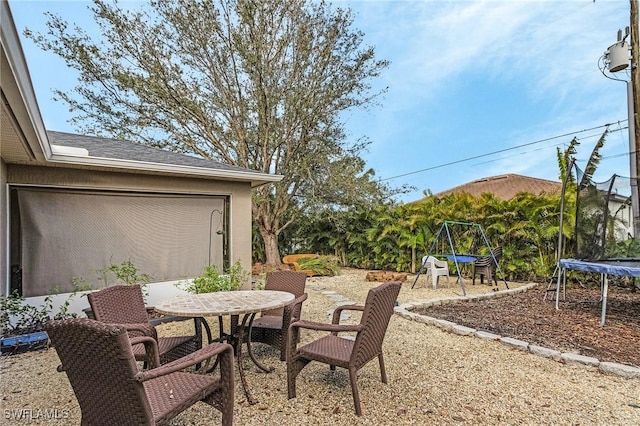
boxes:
[10,0,635,202]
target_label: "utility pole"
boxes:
[606,3,639,234]
[630,0,639,235]
[631,0,639,177]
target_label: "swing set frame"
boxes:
[411,220,508,295]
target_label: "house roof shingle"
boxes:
[47,131,251,173]
[46,131,281,187]
[432,174,562,201]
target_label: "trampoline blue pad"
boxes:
[446,255,477,263]
[559,258,640,278]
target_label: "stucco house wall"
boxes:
[7,163,254,295]
[1,159,7,296]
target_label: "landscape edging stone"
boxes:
[394,283,640,379]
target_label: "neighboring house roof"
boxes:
[433,174,562,201]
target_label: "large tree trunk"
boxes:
[261,228,282,266]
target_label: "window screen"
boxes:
[14,187,227,297]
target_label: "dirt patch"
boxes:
[415,285,640,367]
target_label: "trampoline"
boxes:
[553,157,640,326]
[556,258,640,326]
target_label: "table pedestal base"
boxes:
[204,313,274,405]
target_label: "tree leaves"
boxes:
[27,0,392,264]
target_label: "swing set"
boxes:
[411,221,508,295]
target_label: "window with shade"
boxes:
[9,187,228,297]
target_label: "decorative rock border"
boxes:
[394,283,640,379]
[365,271,408,282]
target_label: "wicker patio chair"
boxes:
[88,284,202,368]
[472,246,502,285]
[250,270,308,361]
[286,281,402,416]
[46,318,234,426]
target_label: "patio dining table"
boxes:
[154,290,295,405]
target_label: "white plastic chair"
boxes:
[421,255,450,289]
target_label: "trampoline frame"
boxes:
[555,258,640,326]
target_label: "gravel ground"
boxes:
[1,268,639,425]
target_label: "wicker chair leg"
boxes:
[219,347,234,426]
[349,367,362,416]
[287,358,310,399]
[272,335,284,362]
[203,345,234,426]
[378,353,388,383]
[287,376,296,399]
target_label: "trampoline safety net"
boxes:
[573,164,639,260]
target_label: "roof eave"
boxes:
[48,154,283,188]
[1,1,50,161]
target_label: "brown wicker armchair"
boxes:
[472,246,503,285]
[250,270,308,361]
[88,284,203,368]
[286,281,402,416]
[46,318,234,426]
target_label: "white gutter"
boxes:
[47,153,283,187]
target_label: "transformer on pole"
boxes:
[603,21,637,236]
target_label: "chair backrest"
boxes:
[88,284,149,324]
[352,281,401,369]
[46,318,154,425]
[422,256,434,270]
[474,246,502,267]
[423,255,446,269]
[262,271,307,317]
[492,246,503,263]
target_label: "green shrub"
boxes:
[186,260,248,293]
[95,259,153,300]
[97,259,152,286]
[297,255,341,276]
[0,290,78,337]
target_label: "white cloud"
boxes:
[14,0,634,201]
[341,0,631,200]
[351,1,627,103]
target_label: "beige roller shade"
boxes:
[16,188,226,296]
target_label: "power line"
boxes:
[463,127,628,168]
[466,129,631,170]
[379,120,629,182]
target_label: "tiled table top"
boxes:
[154,290,294,317]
